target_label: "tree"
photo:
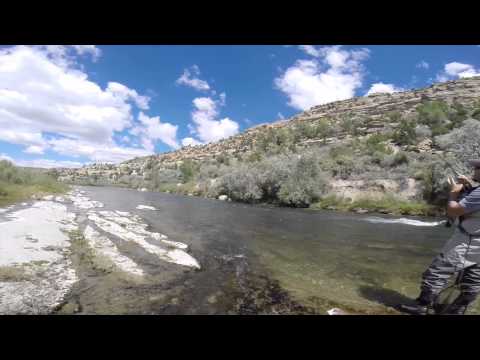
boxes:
[315,119,332,144]
[179,159,197,183]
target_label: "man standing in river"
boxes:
[401,159,480,315]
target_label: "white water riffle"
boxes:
[363,217,446,227]
[67,190,104,209]
[0,201,79,314]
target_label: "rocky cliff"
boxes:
[55,76,480,211]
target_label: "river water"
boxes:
[2,185,478,315]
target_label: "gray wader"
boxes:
[419,214,480,313]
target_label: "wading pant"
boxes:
[420,254,480,304]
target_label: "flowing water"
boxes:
[2,185,478,315]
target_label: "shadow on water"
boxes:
[358,285,417,312]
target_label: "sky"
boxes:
[0,45,479,168]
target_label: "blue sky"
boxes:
[0,45,479,168]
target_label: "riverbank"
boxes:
[310,194,440,217]
[87,181,443,218]
[0,160,70,208]
[1,185,461,314]
[0,182,69,208]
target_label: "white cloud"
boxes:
[181,137,202,147]
[365,82,404,96]
[436,61,480,82]
[176,65,210,92]
[275,46,370,110]
[299,45,321,57]
[219,92,226,106]
[136,112,179,150]
[0,45,155,164]
[14,158,85,169]
[445,62,480,77]
[106,82,150,110]
[187,96,240,144]
[277,112,285,120]
[71,45,102,61]
[416,60,429,70]
[0,153,14,162]
[24,145,46,155]
[47,137,152,163]
[33,45,101,67]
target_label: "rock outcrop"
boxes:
[56,76,480,201]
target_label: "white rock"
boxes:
[218,195,228,201]
[87,212,200,269]
[83,226,144,277]
[136,205,156,210]
[327,308,349,315]
[0,201,79,314]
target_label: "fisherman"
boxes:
[401,159,480,315]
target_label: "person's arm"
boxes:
[447,190,466,218]
[448,179,480,218]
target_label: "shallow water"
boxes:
[3,185,477,314]
[68,186,478,314]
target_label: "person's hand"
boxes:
[457,174,473,189]
[447,176,464,193]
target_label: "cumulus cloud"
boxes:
[299,45,321,57]
[71,45,102,61]
[365,82,405,96]
[0,153,14,162]
[34,45,101,68]
[176,65,210,92]
[436,61,480,82]
[0,45,158,165]
[275,45,370,110]
[182,96,239,145]
[106,82,150,110]
[181,137,202,147]
[416,60,429,70]
[134,112,179,150]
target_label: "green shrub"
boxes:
[416,100,449,127]
[392,118,417,145]
[364,134,393,155]
[215,152,231,166]
[277,155,326,207]
[392,151,409,167]
[449,101,468,128]
[179,159,198,183]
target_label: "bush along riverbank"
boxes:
[0,160,69,207]
[56,97,480,218]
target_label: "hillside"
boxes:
[55,76,480,215]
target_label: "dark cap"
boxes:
[468,160,480,168]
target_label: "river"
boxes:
[1,185,477,315]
